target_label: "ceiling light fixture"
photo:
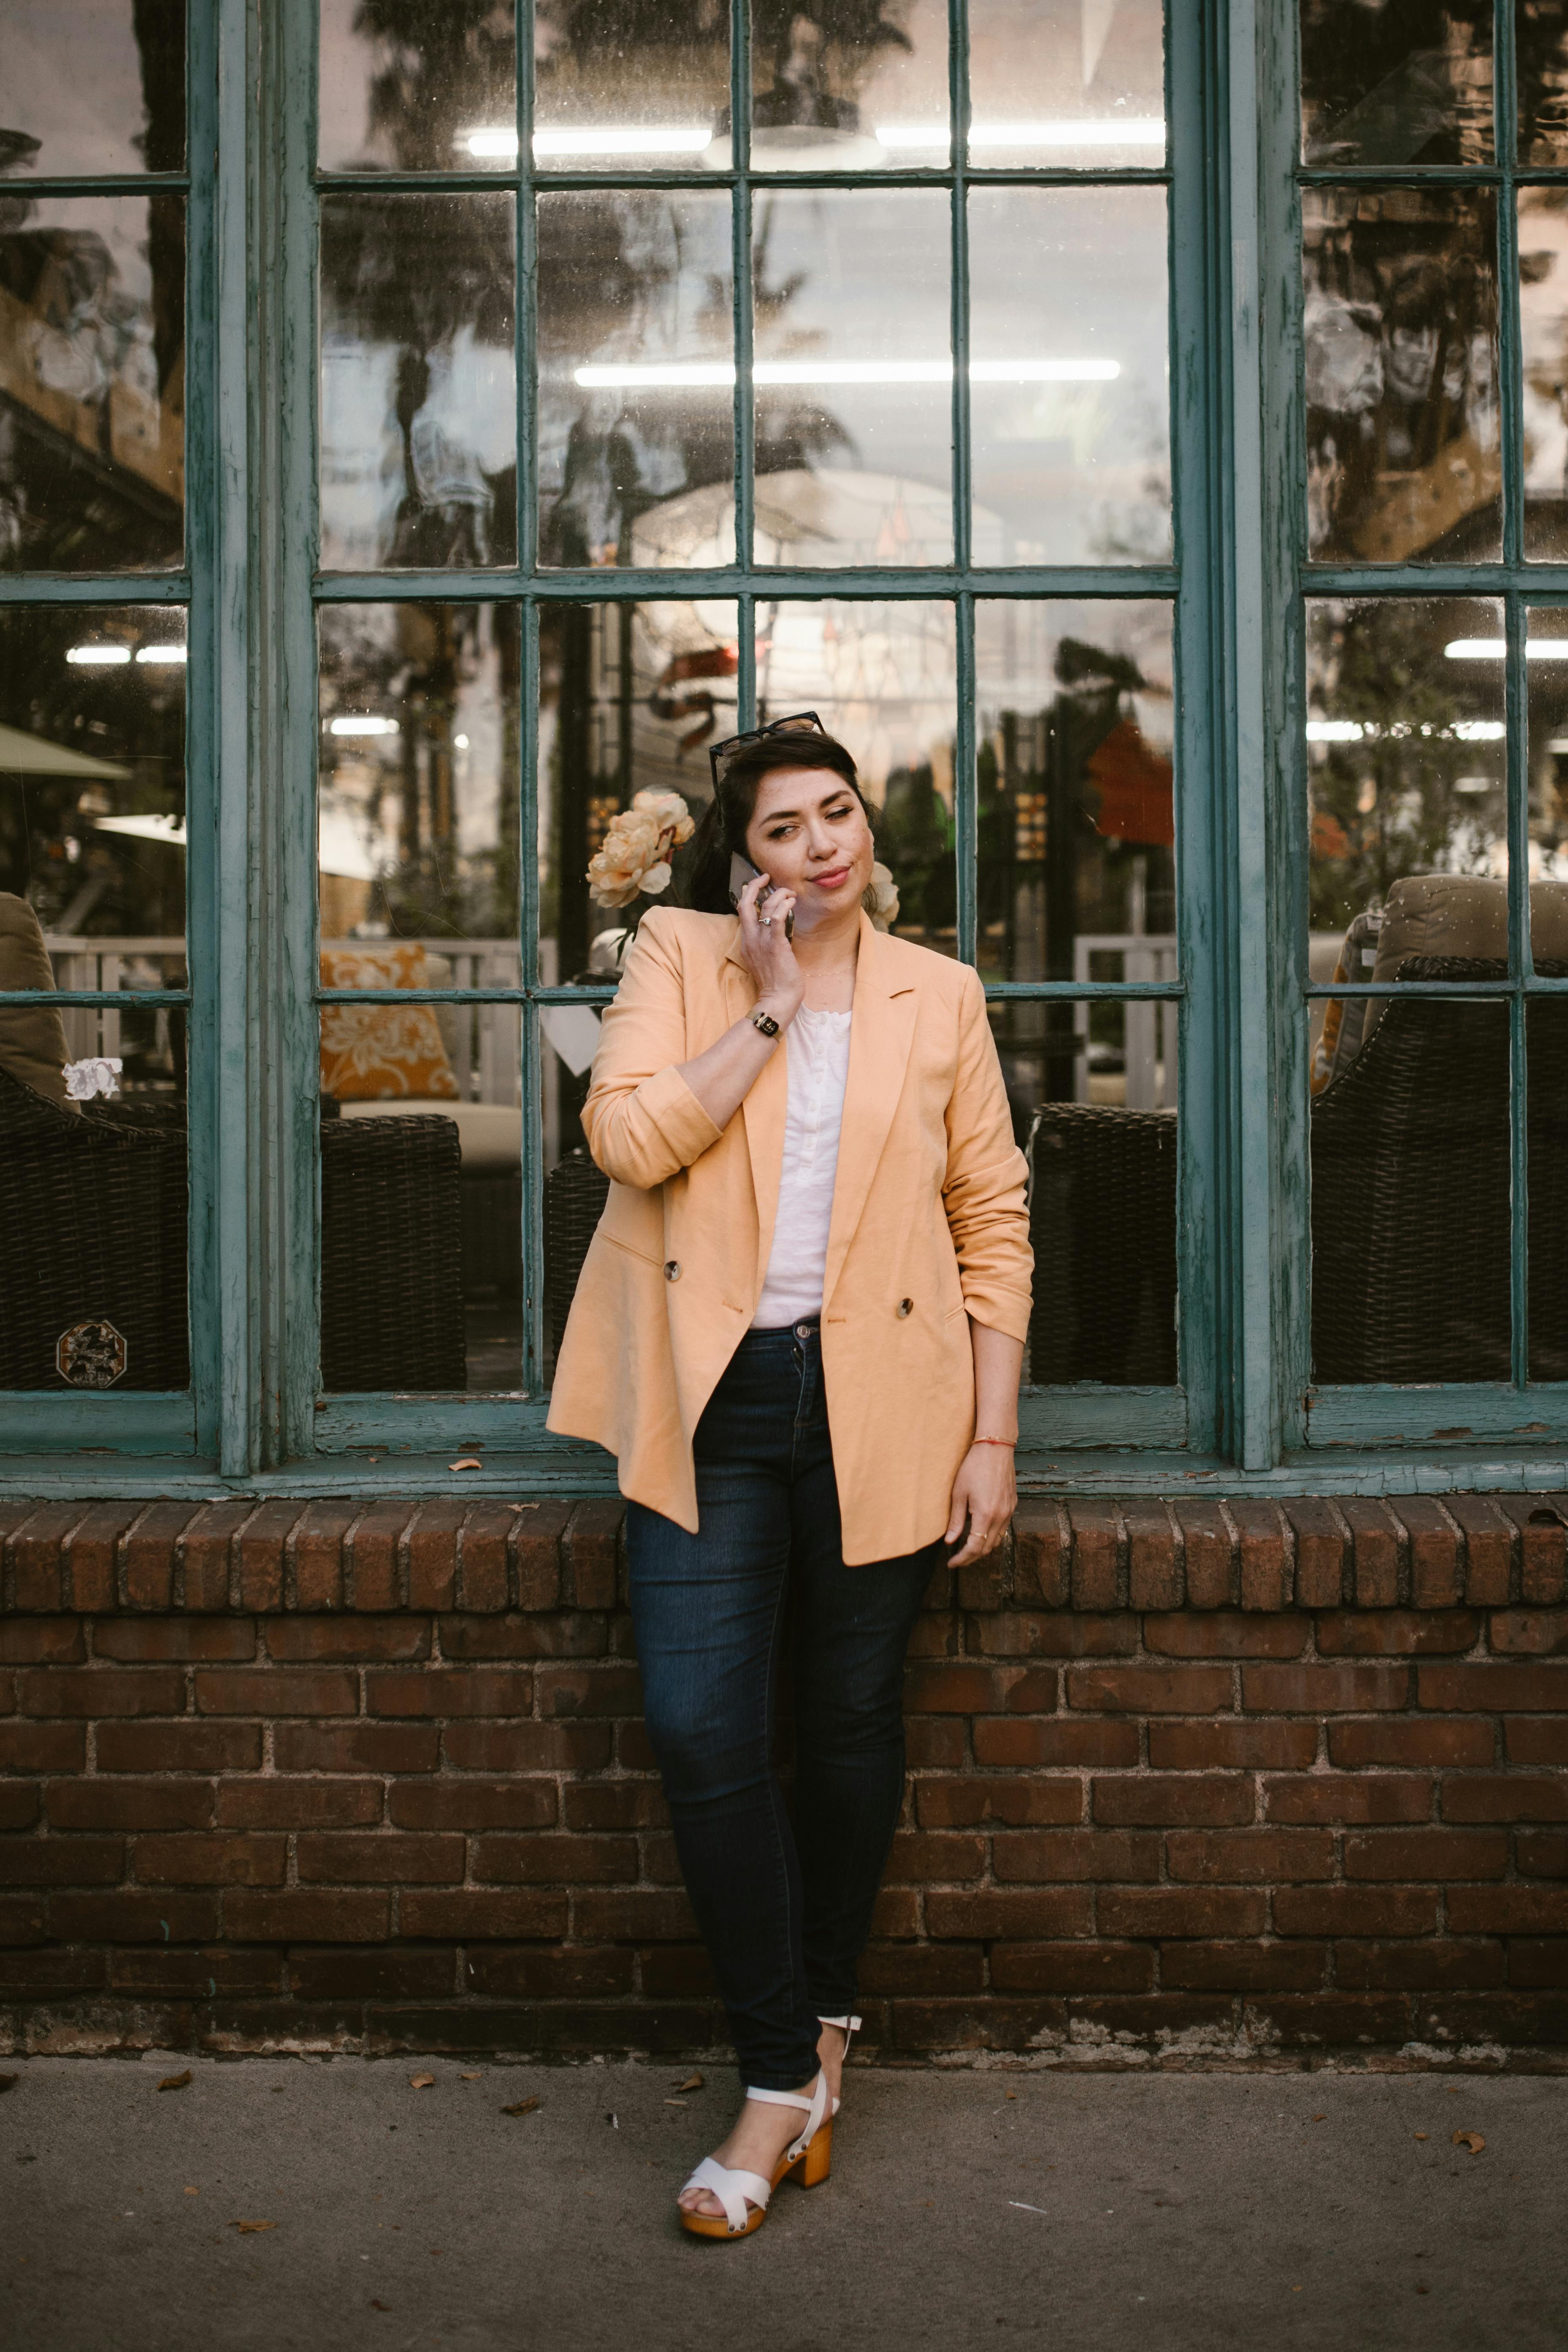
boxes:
[1306,716,1506,742]
[1446,638,1568,660]
[879,116,1166,149]
[573,357,1119,388]
[135,644,187,665]
[65,644,131,665]
[328,716,401,737]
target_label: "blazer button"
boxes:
[896,1297,913,1318]
[664,1261,682,1282]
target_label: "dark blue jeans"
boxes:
[626,1321,941,2091]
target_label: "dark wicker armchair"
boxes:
[1310,955,1568,1383]
[1027,1101,1178,1386]
[544,1146,611,1360]
[0,1068,467,1392]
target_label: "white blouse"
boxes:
[751,1004,853,1329]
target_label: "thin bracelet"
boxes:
[972,1434,1016,1448]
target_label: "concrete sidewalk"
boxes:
[1,2055,1563,2352]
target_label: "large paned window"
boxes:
[1295,0,1568,1452]
[12,3,1566,1496]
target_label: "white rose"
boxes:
[864,861,900,931]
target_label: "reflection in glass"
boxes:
[318,0,517,173]
[1528,991,1568,1379]
[747,0,949,169]
[1301,186,1500,564]
[319,194,515,571]
[534,0,728,160]
[1312,996,1508,1382]
[537,192,732,568]
[317,602,520,946]
[997,1004,1177,1385]
[1305,601,1506,1023]
[1519,0,1568,164]
[0,606,187,1036]
[1522,613,1568,969]
[1518,191,1568,560]
[743,190,951,566]
[968,0,1164,168]
[975,599,1174,999]
[0,195,184,572]
[0,0,184,176]
[970,186,1170,566]
[1300,0,1492,165]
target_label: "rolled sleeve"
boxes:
[580,913,725,1190]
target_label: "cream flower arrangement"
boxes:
[587,789,696,910]
[863,861,900,931]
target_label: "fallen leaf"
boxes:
[157,2071,192,2092]
[663,2099,687,2109]
[184,2186,200,2196]
[408,2074,435,2090]
[1416,2285,1430,2296]
[0,2075,17,2094]
[1311,2113,1326,2122]
[460,2072,481,2081]
[1453,2131,1485,2154]
[1414,2133,1427,2142]
[501,2097,539,2118]
[370,2301,391,2312]
[1292,2287,1303,2294]
[675,2073,703,2093]
[230,2220,275,2234]
[449,1458,482,1472]
[1005,2090,1018,2101]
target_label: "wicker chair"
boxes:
[1309,954,1568,1383]
[318,1115,467,1390]
[1027,1101,1178,1385]
[544,1146,611,1360]
[0,1063,190,1390]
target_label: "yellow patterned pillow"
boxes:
[319,945,460,1100]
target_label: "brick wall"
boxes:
[1,1494,1565,2067]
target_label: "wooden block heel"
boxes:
[677,2071,832,2240]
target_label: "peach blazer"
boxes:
[546,906,1033,1564]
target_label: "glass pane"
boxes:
[746,0,949,169]
[1300,0,1492,165]
[538,600,739,987]
[538,191,733,569]
[1520,0,1568,163]
[975,599,1175,989]
[319,193,515,571]
[968,0,1165,168]
[1528,993,1568,1379]
[1306,599,1507,1070]
[0,0,184,176]
[970,185,1170,567]
[1301,185,1500,564]
[534,0,728,164]
[317,601,520,947]
[1312,997,1509,1381]
[0,195,184,572]
[320,1005,522,1395]
[1519,191,1568,560]
[1524,610,1568,957]
[1,1027,187,1392]
[998,1002,1177,1384]
[0,604,187,1008]
[745,189,951,568]
[319,0,516,173]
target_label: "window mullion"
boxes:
[732,0,753,579]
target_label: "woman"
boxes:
[548,716,1032,2238]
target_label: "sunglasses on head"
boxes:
[707,710,826,792]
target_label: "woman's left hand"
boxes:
[944,1442,1016,1566]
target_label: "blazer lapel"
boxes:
[822,913,918,1311]
[723,942,788,1294]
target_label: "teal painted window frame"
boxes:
[12,0,1568,1505]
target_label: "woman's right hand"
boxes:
[735,869,803,1024]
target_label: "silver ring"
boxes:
[758,914,772,927]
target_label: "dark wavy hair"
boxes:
[679,729,869,915]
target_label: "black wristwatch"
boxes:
[749,1007,781,1039]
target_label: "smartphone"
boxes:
[728,850,794,940]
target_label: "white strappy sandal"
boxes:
[818,2012,861,2115]
[677,2069,833,2240]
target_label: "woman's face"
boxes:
[743,765,875,927]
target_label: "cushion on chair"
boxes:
[0,892,79,1113]
[1372,874,1568,977]
[318,944,460,1099]
[336,1096,521,1171]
